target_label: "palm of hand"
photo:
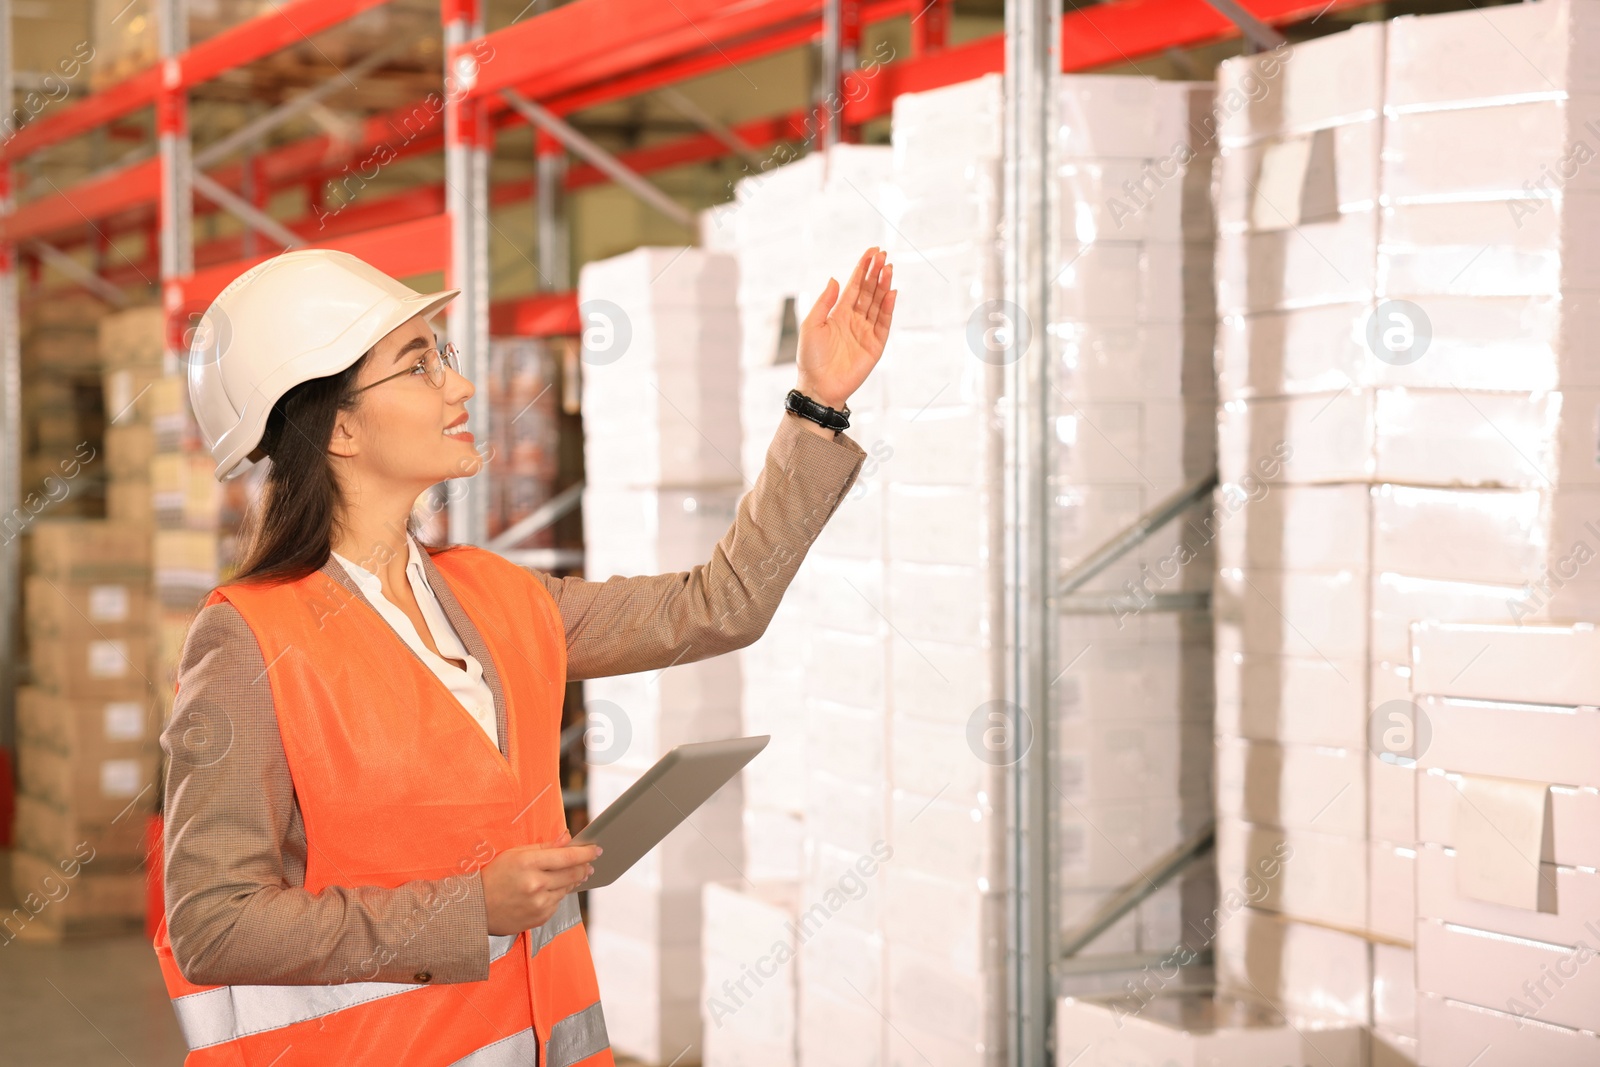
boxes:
[794,247,897,410]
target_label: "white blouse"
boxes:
[330,537,500,745]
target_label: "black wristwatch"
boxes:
[785,388,851,432]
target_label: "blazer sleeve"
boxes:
[535,411,868,682]
[160,602,494,987]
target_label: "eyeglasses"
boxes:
[354,341,462,394]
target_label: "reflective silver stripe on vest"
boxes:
[447,1024,539,1066]
[172,932,521,1050]
[529,895,582,959]
[546,1001,609,1067]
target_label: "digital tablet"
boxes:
[574,735,770,889]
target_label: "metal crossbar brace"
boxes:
[1058,591,1211,615]
[193,42,407,169]
[1058,472,1219,597]
[654,87,764,169]
[1199,0,1289,51]
[23,240,128,306]
[485,480,584,552]
[498,89,694,228]
[191,171,306,251]
[1059,820,1217,959]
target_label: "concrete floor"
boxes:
[0,929,190,1065]
[0,935,656,1065]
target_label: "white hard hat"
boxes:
[188,248,458,481]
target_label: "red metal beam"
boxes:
[0,157,160,243]
[172,212,450,310]
[461,0,816,104]
[2,0,392,162]
[489,292,580,337]
[10,0,1369,251]
[848,0,1370,123]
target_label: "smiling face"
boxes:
[328,314,481,493]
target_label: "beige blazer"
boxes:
[160,413,866,986]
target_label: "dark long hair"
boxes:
[231,354,439,585]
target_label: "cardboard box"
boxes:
[151,452,222,528]
[1216,294,1600,400]
[1416,842,1600,947]
[1415,695,1600,789]
[153,528,220,606]
[11,792,149,864]
[28,633,153,700]
[104,422,155,481]
[106,478,153,525]
[883,868,1001,977]
[1215,482,1371,573]
[16,741,158,823]
[1417,991,1600,1067]
[700,881,799,1067]
[1215,209,1377,315]
[1218,389,1572,490]
[1385,0,1600,111]
[1373,942,1417,1038]
[1217,21,1386,142]
[1411,620,1600,707]
[742,807,803,882]
[1369,841,1416,945]
[24,576,150,639]
[1056,76,1214,160]
[1055,990,1366,1067]
[97,306,166,369]
[588,927,702,1063]
[1416,917,1600,1033]
[16,687,154,753]
[1215,906,1373,1026]
[1216,819,1367,932]
[1215,738,1366,838]
[1215,121,1379,233]
[29,519,150,582]
[102,365,163,425]
[1054,398,1216,486]
[1417,770,1600,868]
[1214,567,1367,662]
[1215,649,1367,748]
[1380,195,1600,298]
[6,849,145,939]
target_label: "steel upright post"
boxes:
[1003,0,1061,1062]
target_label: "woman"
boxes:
[153,246,896,1066]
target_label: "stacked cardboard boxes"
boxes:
[1408,621,1600,1066]
[1213,3,1600,1063]
[870,80,1008,1066]
[577,246,747,1064]
[10,520,155,940]
[703,144,893,1067]
[1209,21,1413,1063]
[1051,74,1220,972]
[15,298,105,527]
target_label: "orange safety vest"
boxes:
[152,546,613,1067]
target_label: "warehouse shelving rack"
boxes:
[0,0,1371,1060]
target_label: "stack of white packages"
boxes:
[696,143,897,1067]
[1409,622,1600,1065]
[1209,22,1412,1064]
[577,246,748,1064]
[1051,75,1220,969]
[1214,4,1600,1064]
[871,75,1007,1066]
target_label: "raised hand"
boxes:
[795,247,897,410]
